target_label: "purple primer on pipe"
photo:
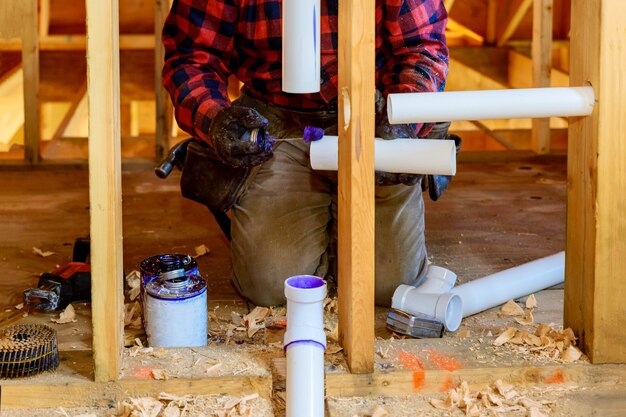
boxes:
[284,339,326,351]
[286,275,325,289]
[303,126,324,143]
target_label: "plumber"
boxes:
[161,0,460,306]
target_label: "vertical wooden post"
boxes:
[22,0,40,164]
[86,0,124,381]
[531,0,553,154]
[154,0,171,159]
[565,0,626,363]
[486,0,498,45]
[337,0,376,373]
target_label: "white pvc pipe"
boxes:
[310,136,456,175]
[392,286,463,332]
[414,265,457,294]
[391,252,565,332]
[387,87,595,124]
[284,275,326,417]
[451,251,565,317]
[282,0,320,93]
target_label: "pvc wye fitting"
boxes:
[391,285,463,332]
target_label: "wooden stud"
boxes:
[531,0,554,154]
[21,0,40,164]
[497,0,533,46]
[39,0,51,37]
[86,0,124,381]
[154,0,171,159]
[337,0,376,373]
[486,0,498,45]
[565,0,626,363]
[445,0,457,12]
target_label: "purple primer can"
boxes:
[140,254,199,289]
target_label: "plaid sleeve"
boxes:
[162,0,238,143]
[379,0,449,134]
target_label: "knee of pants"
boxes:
[233,250,328,307]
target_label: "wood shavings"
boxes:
[152,369,169,380]
[324,297,338,313]
[194,244,210,258]
[377,345,390,359]
[14,303,24,310]
[126,270,141,301]
[493,327,517,346]
[516,309,534,325]
[529,407,550,417]
[456,329,471,338]
[561,345,583,362]
[500,300,525,316]
[231,311,244,327]
[526,294,538,309]
[494,324,583,362]
[32,246,55,257]
[430,379,552,416]
[243,307,269,337]
[124,301,143,328]
[206,362,222,376]
[51,304,77,324]
[326,345,343,355]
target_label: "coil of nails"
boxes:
[0,324,59,378]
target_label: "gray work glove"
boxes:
[374,90,422,186]
[209,106,274,168]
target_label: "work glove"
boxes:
[421,122,462,201]
[374,90,422,186]
[209,106,275,168]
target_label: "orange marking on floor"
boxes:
[439,375,458,392]
[133,366,154,380]
[423,349,463,371]
[544,369,566,384]
[398,351,426,391]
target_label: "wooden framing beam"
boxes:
[337,0,376,373]
[0,34,155,51]
[565,0,626,363]
[154,0,171,159]
[486,0,498,45]
[531,0,554,154]
[497,0,533,47]
[508,50,569,89]
[86,0,124,381]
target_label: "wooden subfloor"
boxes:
[0,157,577,415]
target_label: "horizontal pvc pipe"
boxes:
[387,87,595,124]
[282,0,320,93]
[284,275,326,417]
[310,136,456,175]
[451,251,565,317]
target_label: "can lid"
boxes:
[146,274,207,300]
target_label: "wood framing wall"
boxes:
[337,0,376,373]
[565,0,626,363]
[86,0,124,381]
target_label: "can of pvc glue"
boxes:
[144,266,207,347]
[140,254,199,290]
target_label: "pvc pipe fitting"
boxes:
[392,285,463,332]
[284,275,327,417]
[310,136,457,175]
[282,0,321,93]
[413,265,457,294]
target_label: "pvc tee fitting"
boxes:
[284,275,327,417]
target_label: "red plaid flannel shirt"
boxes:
[162,0,449,143]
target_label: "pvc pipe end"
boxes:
[436,293,463,332]
[284,275,326,304]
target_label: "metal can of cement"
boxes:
[140,254,199,288]
[144,268,208,348]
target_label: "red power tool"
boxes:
[23,237,92,311]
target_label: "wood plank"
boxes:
[0,34,155,51]
[21,0,40,164]
[39,0,51,37]
[531,0,554,155]
[86,0,124,381]
[154,0,170,159]
[485,0,497,45]
[51,81,87,140]
[497,0,533,46]
[565,0,626,363]
[337,0,376,373]
[0,376,272,409]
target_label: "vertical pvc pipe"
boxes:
[284,275,326,417]
[282,0,321,93]
[387,87,595,124]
